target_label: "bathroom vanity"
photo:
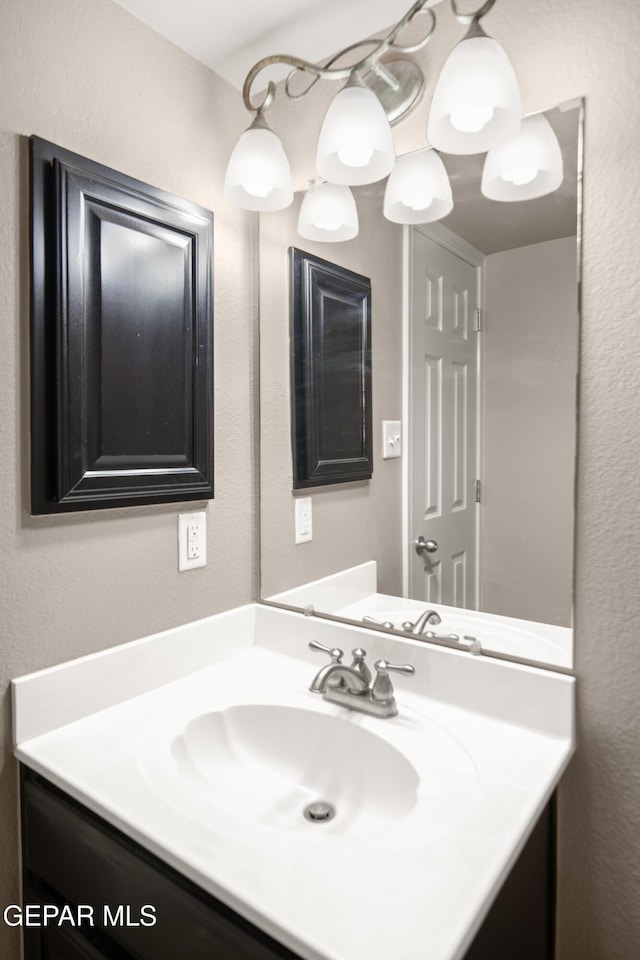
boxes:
[20,768,553,960]
[13,604,574,960]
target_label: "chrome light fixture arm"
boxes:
[449,0,497,26]
[241,0,437,116]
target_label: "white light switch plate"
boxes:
[178,512,207,571]
[382,420,402,459]
[295,497,312,544]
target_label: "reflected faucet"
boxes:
[308,642,415,719]
[402,609,442,634]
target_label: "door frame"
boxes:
[402,222,485,607]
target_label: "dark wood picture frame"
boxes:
[290,248,373,489]
[30,136,214,514]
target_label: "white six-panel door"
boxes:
[407,227,482,609]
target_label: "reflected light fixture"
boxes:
[225,0,559,239]
[481,113,564,201]
[297,181,359,242]
[384,147,453,223]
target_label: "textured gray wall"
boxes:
[0,3,257,957]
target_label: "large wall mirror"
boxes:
[259,97,582,671]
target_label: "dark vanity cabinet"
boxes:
[20,769,299,960]
[20,768,554,960]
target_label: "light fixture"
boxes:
[297,181,358,242]
[481,113,564,201]
[223,112,293,211]
[383,147,453,224]
[316,77,395,186]
[225,1,437,216]
[225,0,560,238]
[427,0,521,154]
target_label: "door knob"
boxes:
[414,536,438,555]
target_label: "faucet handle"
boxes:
[308,641,345,690]
[372,659,415,702]
[308,640,343,663]
[375,660,415,675]
[349,648,372,685]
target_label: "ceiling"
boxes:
[112,0,443,91]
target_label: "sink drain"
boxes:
[303,800,336,823]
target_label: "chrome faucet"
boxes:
[308,641,415,719]
[402,609,442,634]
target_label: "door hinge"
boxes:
[474,308,482,332]
[474,479,482,503]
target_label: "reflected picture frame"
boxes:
[289,248,373,489]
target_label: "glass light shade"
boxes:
[224,120,293,211]
[481,113,564,201]
[383,148,453,224]
[297,182,358,242]
[316,83,395,186]
[427,32,522,155]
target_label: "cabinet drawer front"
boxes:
[22,773,300,960]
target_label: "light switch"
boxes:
[178,512,206,571]
[382,420,402,459]
[295,497,312,544]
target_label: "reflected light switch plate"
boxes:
[382,420,402,459]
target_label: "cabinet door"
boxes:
[21,770,302,960]
[33,929,109,960]
[463,803,555,960]
[22,895,126,960]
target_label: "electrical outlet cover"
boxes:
[178,512,206,570]
[295,498,312,544]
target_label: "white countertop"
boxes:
[13,603,575,960]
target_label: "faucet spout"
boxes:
[402,609,441,634]
[309,664,370,695]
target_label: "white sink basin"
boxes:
[171,704,419,834]
[138,668,482,844]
